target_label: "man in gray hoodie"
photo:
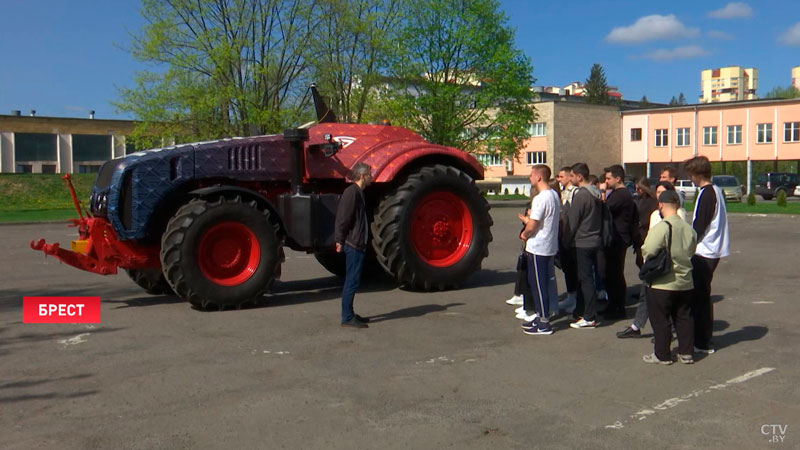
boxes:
[563,162,603,329]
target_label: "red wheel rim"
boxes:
[410,191,473,267]
[197,221,261,286]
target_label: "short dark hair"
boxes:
[656,181,676,191]
[559,166,573,174]
[684,156,712,179]
[661,166,678,180]
[571,162,590,179]
[658,190,681,205]
[603,164,625,180]
[533,164,551,180]
[587,174,599,185]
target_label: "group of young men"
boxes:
[512,156,730,364]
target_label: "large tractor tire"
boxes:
[371,164,492,290]
[125,268,174,296]
[160,196,280,309]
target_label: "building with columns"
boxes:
[0,113,138,174]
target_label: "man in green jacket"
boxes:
[641,190,697,365]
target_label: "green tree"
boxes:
[584,63,610,104]
[384,0,536,158]
[640,95,650,106]
[764,85,800,99]
[309,0,403,124]
[117,0,317,141]
[669,93,687,106]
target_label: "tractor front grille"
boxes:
[228,145,262,171]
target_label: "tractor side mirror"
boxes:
[310,133,342,157]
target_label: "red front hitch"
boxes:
[30,174,160,275]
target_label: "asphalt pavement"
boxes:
[1,207,798,449]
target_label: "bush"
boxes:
[777,190,788,207]
[747,192,756,206]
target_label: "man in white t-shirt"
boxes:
[518,164,561,335]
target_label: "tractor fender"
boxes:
[188,185,285,235]
[368,146,484,184]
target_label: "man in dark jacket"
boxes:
[603,164,639,320]
[334,162,373,328]
[563,162,603,329]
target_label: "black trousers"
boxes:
[574,247,599,321]
[691,255,720,349]
[604,243,629,314]
[560,246,579,294]
[647,287,694,360]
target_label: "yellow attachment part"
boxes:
[71,239,89,254]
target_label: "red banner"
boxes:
[23,297,101,323]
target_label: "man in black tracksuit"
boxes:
[334,162,373,328]
[603,165,638,320]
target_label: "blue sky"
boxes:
[1,1,798,119]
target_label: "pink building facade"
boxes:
[621,98,800,192]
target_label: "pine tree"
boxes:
[640,95,650,106]
[669,96,679,106]
[584,63,610,104]
[677,92,687,105]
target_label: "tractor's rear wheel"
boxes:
[160,196,280,309]
[371,164,492,290]
[125,268,174,296]
[314,252,346,277]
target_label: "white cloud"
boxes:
[708,30,734,40]
[708,3,753,19]
[606,15,700,44]
[635,46,711,62]
[778,22,800,46]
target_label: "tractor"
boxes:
[31,86,493,309]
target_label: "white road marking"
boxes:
[605,367,776,430]
[752,301,774,304]
[58,333,90,346]
[251,350,290,355]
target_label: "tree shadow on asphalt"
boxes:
[0,373,98,404]
[0,390,99,404]
[0,373,92,390]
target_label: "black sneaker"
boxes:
[341,318,368,329]
[616,326,642,339]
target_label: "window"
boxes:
[703,126,718,145]
[630,128,642,141]
[785,122,800,143]
[16,164,33,173]
[528,122,546,137]
[526,151,546,165]
[475,153,503,166]
[41,164,57,174]
[78,164,101,173]
[727,125,742,145]
[73,134,112,162]
[675,128,690,146]
[757,123,772,144]
[14,133,57,161]
[654,129,668,147]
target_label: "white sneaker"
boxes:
[515,306,526,314]
[694,346,716,354]
[505,295,524,306]
[516,311,539,321]
[569,317,597,329]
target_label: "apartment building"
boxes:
[793,66,800,90]
[479,99,621,195]
[700,66,758,103]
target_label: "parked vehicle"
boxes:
[31,86,493,309]
[712,175,743,202]
[755,172,799,200]
[674,179,696,201]
[794,185,800,197]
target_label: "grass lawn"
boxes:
[0,209,81,223]
[682,201,800,215]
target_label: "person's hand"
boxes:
[517,213,529,224]
[335,243,342,253]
